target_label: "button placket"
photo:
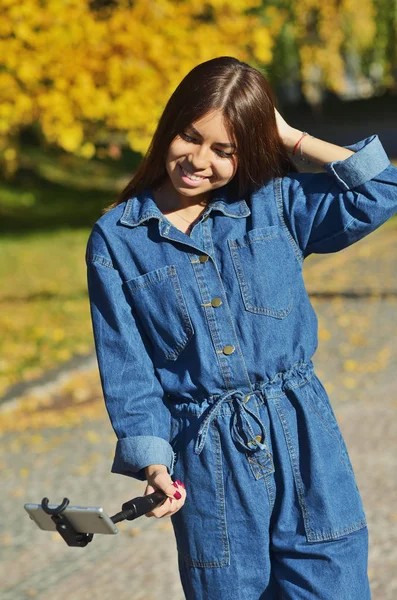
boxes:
[188,242,253,391]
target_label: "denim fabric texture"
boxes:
[86,134,397,598]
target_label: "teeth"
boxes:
[181,166,206,181]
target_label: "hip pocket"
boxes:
[169,410,230,568]
[228,226,294,319]
[124,265,194,361]
[275,375,367,543]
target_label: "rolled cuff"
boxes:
[324,134,390,191]
[111,435,176,481]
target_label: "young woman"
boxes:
[86,56,397,599]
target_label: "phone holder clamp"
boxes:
[41,497,94,547]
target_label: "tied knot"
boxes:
[194,389,268,456]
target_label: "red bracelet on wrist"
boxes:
[292,132,308,156]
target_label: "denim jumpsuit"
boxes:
[86,135,397,599]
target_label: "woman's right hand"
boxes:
[143,464,186,518]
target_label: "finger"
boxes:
[144,475,187,518]
[150,486,187,518]
[150,478,183,505]
[145,498,169,518]
[159,496,186,518]
[150,501,172,518]
[157,501,187,518]
[155,497,175,518]
[144,484,155,495]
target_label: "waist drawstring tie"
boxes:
[194,389,268,456]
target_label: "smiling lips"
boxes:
[179,164,210,181]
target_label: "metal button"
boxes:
[199,255,209,263]
[243,394,250,403]
[248,435,262,446]
[211,297,222,307]
[223,345,235,355]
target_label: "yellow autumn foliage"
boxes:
[293,0,376,102]
[0,0,286,172]
[0,0,391,171]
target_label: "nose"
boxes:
[188,144,212,171]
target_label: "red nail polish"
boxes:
[180,483,185,489]
[173,491,182,500]
[172,481,178,488]
[169,497,173,503]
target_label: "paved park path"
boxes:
[0,219,396,600]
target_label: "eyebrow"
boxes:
[187,125,236,149]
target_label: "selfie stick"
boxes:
[40,491,168,547]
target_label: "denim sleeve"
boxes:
[86,228,176,481]
[280,134,397,259]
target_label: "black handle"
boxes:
[111,491,168,523]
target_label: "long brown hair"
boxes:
[103,56,297,214]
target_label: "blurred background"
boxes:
[0,1,396,599]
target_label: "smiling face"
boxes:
[160,109,238,208]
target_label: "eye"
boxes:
[215,149,235,159]
[180,132,197,143]
[180,132,235,159]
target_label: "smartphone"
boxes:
[24,503,118,535]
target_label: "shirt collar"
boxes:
[119,184,251,227]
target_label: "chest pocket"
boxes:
[124,265,194,361]
[228,225,293,319]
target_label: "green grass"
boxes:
[0,229,93,396]
[0,170,113,233]
[0,142,141,233]
[0,142,142,396]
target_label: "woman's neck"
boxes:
[153,178,210,215]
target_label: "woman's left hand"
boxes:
[274,108,300,151]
